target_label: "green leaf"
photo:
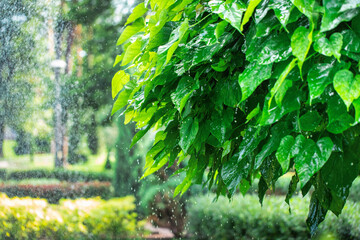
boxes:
[321,0,360,32]
[306,194,328,236]
[239,62,273,102]
[170,76,199,113]
[179,116,199,153]
[258,176,268,205]
[254,122,290,169]
[210,109,233,144]
[121,38,142,66]
[326,94,354,133]
[215,20,228,40]
[341,29,360,53]
[117,18,145,45]
[276,135,295,174]
[307,63,333,102]
[322,135,360,204]
[165,19,189,64]
[260,87,301,126]
[353,98,360,125]
[241,0,262,31]
[125,2,148,25]
[333,69,360,110]
[270,0,294,29]
[291,0,315,20]
[111,80,137,115]
[269,58,297,107]
[291,26,312,67]
[294,137,333,187]
[112,70,130,99]
[209,0,246,32]
[313,33,343,61]
[246,31,292,64]
[299,111,322,131]
[285,174,299,206]
[221,126,268,195]
[245,104,260,123]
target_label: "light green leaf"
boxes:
[113,54,124,67]
[269,58,297,107]
[166,19,189,64]
[314,33,343,61]
[111,80,137,115]
[112,70,130,99]
[291,0,315,19]
[117,18,145,45]
[215,20,228,40]
[245,104,260,123]
[291,26,312,67]
[241,0,262,31]
[276,135,295,174]
[125,3,148,25]
[121,38,142,66]
[239,62,272,102]
[209,0,246,32]
[333,69,360,110]
[179,116,199,153]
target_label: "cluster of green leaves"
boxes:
[112,0,360,233]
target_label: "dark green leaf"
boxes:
[307,63,333,102]
[222,126,268,195]
[306,194,328,236]
[276,135,295,174]
[299,111,322,131]
[179,116,199,153]
[327,94,354,133]
[239,62,273,102]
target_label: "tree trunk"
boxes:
[0,121,4,158]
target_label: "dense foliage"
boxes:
[112,0,360,233]
[187,194,360,240]
[0,194,143,239]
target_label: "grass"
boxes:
[1,138,115,174]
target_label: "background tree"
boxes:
[112,0,360,234]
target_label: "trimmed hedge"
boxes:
[0,194,144,239]
[0,169,113,182]
[0,181,112,203]
[187,194,360,240]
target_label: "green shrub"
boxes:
[0,181,112,203]
[0,194,144,239]
[3,169,112,182]
[187,194,360,240]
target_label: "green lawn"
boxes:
[1,139,115,173]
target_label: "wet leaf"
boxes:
[276,135,295,174]
[307,63,333,102]
[294,137,333,187]
[222,126,268,195]
[112,70,130,99]
[122,38,142,66]
[209,0,246,32]
[321,0,360,32]
[241,0,262,31]
[117,18,145,45]
[313,33,343,61]
[306,194,328,236]
[239,62,273,102]
[179,116,199,153]
[291,26,312,66]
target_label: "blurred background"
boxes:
[1,0,360,239]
